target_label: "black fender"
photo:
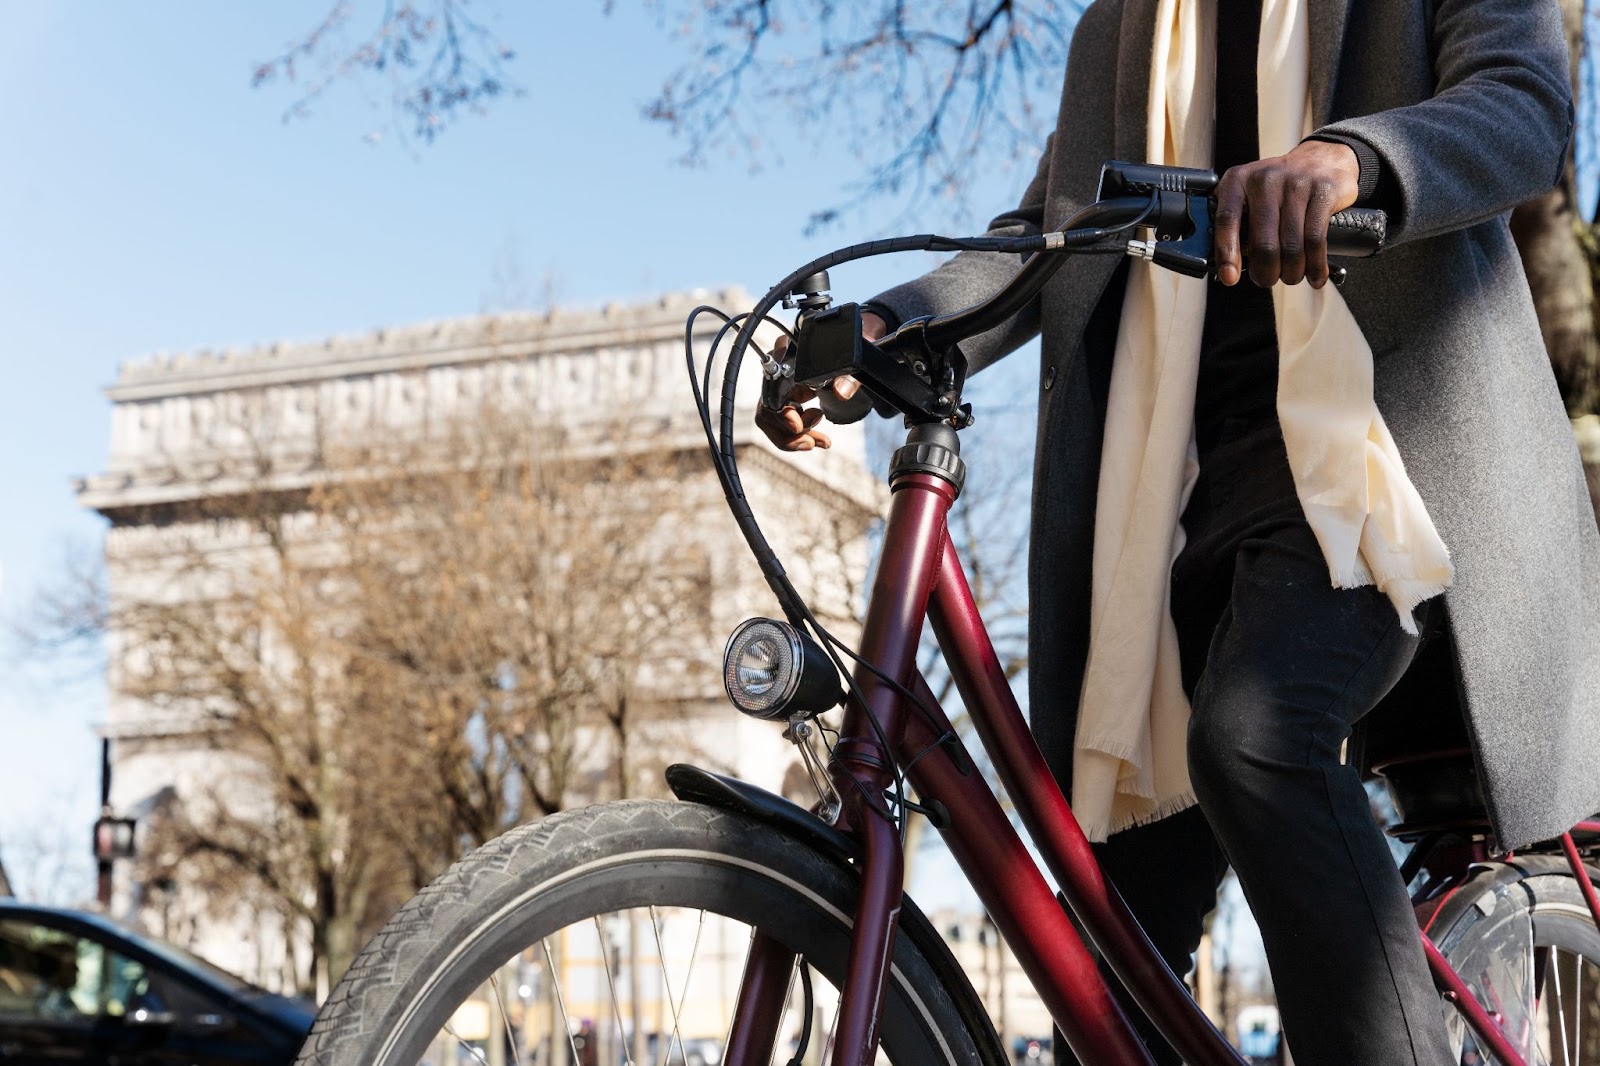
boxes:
[666,763,861,864]
[664,763,1010,1066]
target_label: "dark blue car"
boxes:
[0,901,312,1064]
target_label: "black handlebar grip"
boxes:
[1326,207,1387,258]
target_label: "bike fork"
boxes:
[725,934,798,1065]
[723,429,964,1066]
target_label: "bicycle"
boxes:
[294,161,1600,1066]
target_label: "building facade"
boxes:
[78,290,882,992]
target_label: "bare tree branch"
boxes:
[253,0,520,143]
[637,0,1083,230]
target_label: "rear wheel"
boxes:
[1430,856,1600,1065]
[295,800,1005,1066]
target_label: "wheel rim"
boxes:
[1446,899,1600,1066]
[367,849,965,1066]
[1531,944,1600,1066]
[417,906,879,1066]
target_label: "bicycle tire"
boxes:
[295,799,1007,1066]
[1429,855,1600,1065]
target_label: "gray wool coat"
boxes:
[868,0,1600,850]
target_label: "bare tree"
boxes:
[29,389,723,994]
[256,1,1082,226]
[632,1,1082,230]
[103,478,405,996]
[315,404,715,857]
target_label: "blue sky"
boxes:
[0,3,1038,899]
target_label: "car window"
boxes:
[123,934,252,995]
[136,966,235,1029]
[0,919,150,1021]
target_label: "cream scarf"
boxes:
[1068,0,1454,842]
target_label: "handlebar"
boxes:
[904,163,1385,359]
[773,160,1388,428]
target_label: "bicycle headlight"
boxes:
[722,618,843,721]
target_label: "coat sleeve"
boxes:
[864,135,1056,376]
[1311,0,1574,248]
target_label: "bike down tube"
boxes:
[898,675,1155,1066]
[924,537,1247,1066]
[825,469,960,1066]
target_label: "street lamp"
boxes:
[91,736,135,908]
[92,814,137,863]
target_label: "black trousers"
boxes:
[1057,418,1454,1066]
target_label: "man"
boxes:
[758,1,1598,1063]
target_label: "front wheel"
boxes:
[295,800,1005,1066]
[1430,856,1600,1065]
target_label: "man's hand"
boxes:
[754,310,889,451]
[1213,140,1362,290]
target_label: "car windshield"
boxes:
[99,922,256,995]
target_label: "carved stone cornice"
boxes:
[107,288,757,401]
[80,289,879,519]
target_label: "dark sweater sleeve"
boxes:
[1301,132,1386,207]
[1307,0,1572,247]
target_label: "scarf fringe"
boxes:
[1328,559,1454,634]
[1075,733,1150,767]
[1078,791,1201,844]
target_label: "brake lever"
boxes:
[760,360,798,412]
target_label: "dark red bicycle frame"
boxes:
[725,460,1574,1066]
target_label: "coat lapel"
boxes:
[1115,0,1160,161]
[1307,0,1350,128]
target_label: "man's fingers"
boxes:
[753,406,793,437]
[753,405,807,450]
[1246,167,1284,288]
[1278,177,1311,287]
[1303,182,1337,289]
[753,402,834,451]
[800,407,832,448]
[1213,167,1248,286]
[830,376,860,400]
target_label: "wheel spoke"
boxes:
[769,955,802,1066]
[543,936,584,1066]
[444,1020,493,1066]
[1556,947,1572,1066]
[489,969,521,1065]
[593,915,636,1065]
[825,990,843,1064]
[649,905,701,1066]
[718,927,753,1059]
